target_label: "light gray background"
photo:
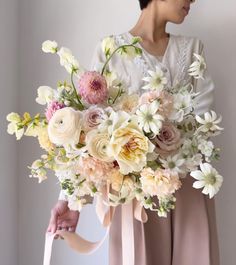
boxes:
[1,0,235,265]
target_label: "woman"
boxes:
[47,0,220,264]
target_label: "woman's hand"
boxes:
[47,200,80,239]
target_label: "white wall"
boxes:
[2,0,235,264]
[0,0,19,264]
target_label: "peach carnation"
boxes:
[76,156,114,184]
[140,167,182,197]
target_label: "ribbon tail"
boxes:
[122,200,135,265]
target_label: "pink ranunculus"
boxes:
[152,121,182,158]
[82,106,105,132]
[45,101,65,121]
[77,71,108,104]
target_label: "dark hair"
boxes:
[138,0,152,10]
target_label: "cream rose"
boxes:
[152,121,182,158]
[48,107,83,146]
[85,129,114,162]
[107,120,155,174]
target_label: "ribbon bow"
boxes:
[43,186,148,265]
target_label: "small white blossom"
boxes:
[101,36,117,57]
[198,139,214,157]
[36,86,55,105]
[57,47,79,74]
[188,53,206,79]
[191,163,223,198]
[142,65,167,91]
[42,40,58,53]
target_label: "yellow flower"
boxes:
[107,119,155,174]
[37,127,55,152]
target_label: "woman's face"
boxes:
[160,0,195,24]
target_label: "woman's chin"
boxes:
[170,16,186,24]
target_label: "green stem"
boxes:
[70,70,84,110]
[101,44,138,76]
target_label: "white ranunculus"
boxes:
[85,129,114,162]
[42,40,58,53]
[48,107,83,146]
[57,47,79,73]
[36,86,55,105]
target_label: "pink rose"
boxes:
[152,121,182,157]
[82,106,105,132]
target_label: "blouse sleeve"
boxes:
[192,40,215,116]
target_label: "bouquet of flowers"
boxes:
[6,35,224,218]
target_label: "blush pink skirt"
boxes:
[109,175,220,265]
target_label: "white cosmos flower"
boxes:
[190,163,223,198]
[195,110,224,134]
[159,153,185,174]
[188,53,206,79]
[136,100,164,135]
[36,86,55,105]
[142,65,167,91]
[42,40,58,53]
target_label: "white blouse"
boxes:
[58,31,215,201]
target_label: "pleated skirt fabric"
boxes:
[109,175,220,265]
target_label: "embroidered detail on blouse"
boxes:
[175,36,195,88]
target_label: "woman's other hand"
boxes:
[46,200,80,239]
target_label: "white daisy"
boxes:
[188,53,206,79]
[136,100,164,135]
[195,110,224,134]
[190,163,223,198]
[159,154,185,174]
[142,65,167,91]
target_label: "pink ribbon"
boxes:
[43,190,148,265]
